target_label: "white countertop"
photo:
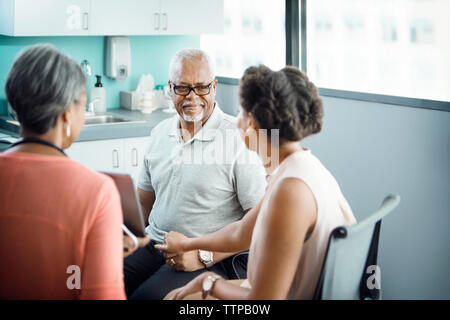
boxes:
[0,107,175,142]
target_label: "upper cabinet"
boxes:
[0,0,91,36]
[0,0,224,36]
[158,0,224,35]
[89,0,158,36]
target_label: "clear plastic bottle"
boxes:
[90,75,107,113]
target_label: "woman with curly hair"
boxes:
[158,65,356,300]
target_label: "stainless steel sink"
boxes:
[1,114,145,129]
[84,114,145,126]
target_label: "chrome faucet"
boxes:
[86,98,100,116]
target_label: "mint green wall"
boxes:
[0,35,200,115]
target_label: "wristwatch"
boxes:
[202,274,221,299]
[198,250,214,268]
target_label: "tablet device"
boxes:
[102,172,147,237]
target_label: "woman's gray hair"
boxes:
[5,43,86,134]
[169,48,215,82]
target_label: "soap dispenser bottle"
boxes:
[90,75,107,113]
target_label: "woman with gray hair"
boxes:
[0,44,126,299]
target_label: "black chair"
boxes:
[313,194,401,300]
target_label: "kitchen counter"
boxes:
[0,108,177,142]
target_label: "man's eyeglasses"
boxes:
[170,80,215,96]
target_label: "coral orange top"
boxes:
[0,152,126,299]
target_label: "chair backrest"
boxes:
[312,194,401,300]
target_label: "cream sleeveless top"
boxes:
[244,148,356,299]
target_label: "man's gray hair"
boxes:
[5,43,86,134]
[169,48,215,82]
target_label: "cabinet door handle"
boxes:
[132,148,138,167]
[162,13,168,31]
[83,12,89,30]
[154,13,160,30]
[112,149,119,168]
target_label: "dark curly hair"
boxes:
[239,65,324,143]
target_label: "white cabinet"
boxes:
[158,0,224,35]
[89,0,159,36]
[66,136,150,184]
[66,138,125,173]
[1,0,91,36]
[123,136,150,182]
[0,0,224,36]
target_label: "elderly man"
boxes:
[124,48,266,300]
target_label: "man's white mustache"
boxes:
[182,101,204,108]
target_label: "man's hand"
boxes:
[165,250,205,272]
[123,234,151,258]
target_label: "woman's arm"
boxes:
[81,181,127,300]
[169,178,317,300]
[156,200,262,254]
[171,272,252,300]
[245,178,317,299]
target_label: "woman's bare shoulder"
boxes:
[265,177,317,230]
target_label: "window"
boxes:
[200,0,285,79]
[305,0,450,102]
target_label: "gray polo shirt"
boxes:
[138,103,266,243]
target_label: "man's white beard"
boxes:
[182,108,204,122]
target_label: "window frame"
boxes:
[215,0,450,112]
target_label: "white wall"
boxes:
[216,82,450,299]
